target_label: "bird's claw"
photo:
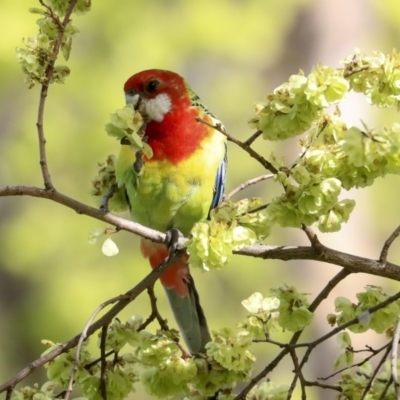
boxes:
[165,228,183,259]
[132,151,144,176]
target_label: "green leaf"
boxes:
[105,122,127,140]
[88,227,105,244]
[336,331,352,348]
[28,7,46,15]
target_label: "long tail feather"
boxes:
[141,239,211,353]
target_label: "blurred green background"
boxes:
[1,1,400,399]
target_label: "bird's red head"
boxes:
[123,69,212,163]
[123,69,190,122]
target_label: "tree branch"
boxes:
[36,0,79,189]
[222,173,274,203]
[64,295,122,400]
[377,377,394,400]
[380,224,400,265]
[0,185,167,245]
[237,242,400,281]
[243,130,263,146]
[308,269,351,313]
[320,343,390,381]
[2,185,400,284]
[236,288,400,399]
[10,15,400,396]
[147,285,170,332]
[304,380,341,392]
[361,345,392,399]
[195,117,278,174]
[391,316,400,399]
[285,269,351,398]
[0,249,185,394]
[99,326,109,400]
[296,290,400,351]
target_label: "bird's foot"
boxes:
[132,150,144,176]
[164,228,183,260]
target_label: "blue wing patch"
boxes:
[210,142,228,210]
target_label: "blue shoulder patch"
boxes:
[210,142,228,210]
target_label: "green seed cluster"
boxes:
[15,1,90,87]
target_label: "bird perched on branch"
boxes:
[116,69,227,354]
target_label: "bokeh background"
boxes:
[1,1,400,399]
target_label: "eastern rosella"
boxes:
[116,69,227,354]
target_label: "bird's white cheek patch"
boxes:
[144,93,172,122]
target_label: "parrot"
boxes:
[116,69,227,354]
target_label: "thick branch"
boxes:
[236,243,400,282]
[0,185,166,244]
[2,185,400,283]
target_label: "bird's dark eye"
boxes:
[144,79,160,94]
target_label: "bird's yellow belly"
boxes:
[117,134,225,235]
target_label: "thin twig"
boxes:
[296,307,393,400]
[84,350,114,371]
[289,269,351,349]
[222,174,274,203]
[291,118,328,169]
[343,66,370,79]
[100,185,117,210]
[379,224,400,265]
[361,345,392,400]
[146,286,190,357]
[308,269,351,314]
[304,380,341,392]
[233,347,288,400]
[352,345,378,354]
[301,225,325,255]
[235,288,400,399]
[196,117,278,174]
[298,290,400,351]
[285,269,351,398]
[38,0,63,29]
[295,293,400,396]
[99,326,109,400]
[137,311,158,332]
[243,130,263,146]
[6,388,13,400]
[36,0,79,189]
[64,295,122,400]
[319,343,390,381]
[245,203,269,215]
[234,269,353,400]
[392,316,400,399]
[253,337,288,347]
[147,285,170,331]
[377,376,394,400]
[287,347,307,400]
